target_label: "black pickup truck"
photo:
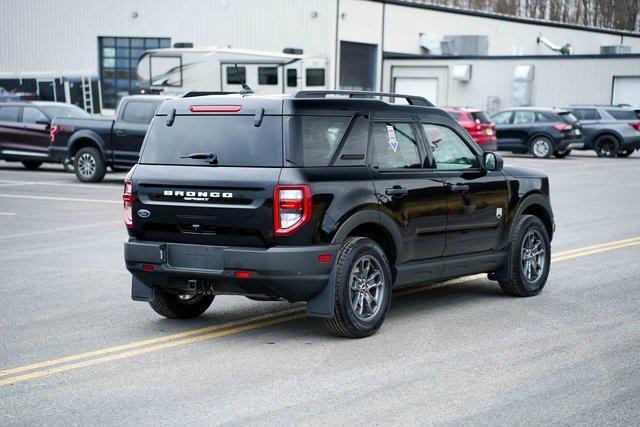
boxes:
[49,95,171,182]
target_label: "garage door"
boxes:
[612,76,640,107]
[394,77,438,105]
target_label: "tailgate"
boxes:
[130,164,281,247]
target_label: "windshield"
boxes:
[140,115,283,167]
[42,105,90,119]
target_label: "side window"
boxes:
[300,116,351,166]
[513,111,535,124]
[422,124,478,170]
[258,67,278,85]
[286,69,297,87]
[372,122,421,169]
[535,112,551,123]
[305,68,325,87]
[21,107,48,124]
[122,101,159,124]
[334,116,368,166]
[0,106,21,122]
[492,111,512,124]
[226,66,246,84]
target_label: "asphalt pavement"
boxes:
[1,152,639,426]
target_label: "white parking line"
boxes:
[0,194,120,204]
[0,212,17,216]
[0,220,123,240]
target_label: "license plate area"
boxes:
[167,244,223,271]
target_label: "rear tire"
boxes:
[22,160,42,170]
[74,146,106,182]
[149,290,215,319]
[594,135,619,158]
[529,137,553,159]
[499,215,551,297]
[553,150,571,158]
[324,237,392,338]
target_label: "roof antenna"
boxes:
[234,63,253,95]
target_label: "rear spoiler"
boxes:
[182,91,238,98]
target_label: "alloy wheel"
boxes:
[349,255,385,321]
[521,229,546,282]
[532,139,551,158]
[77,153,97,178]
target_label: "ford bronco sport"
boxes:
[124,90,554,338]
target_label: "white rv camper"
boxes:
[137,46,329,96]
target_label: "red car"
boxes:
[444,107,497,151]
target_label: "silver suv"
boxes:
[567,106,640,157]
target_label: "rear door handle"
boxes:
[450,183,470,193]
[385,186,408,197]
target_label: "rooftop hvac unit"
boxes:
[441,35,489,56]
[600,45,631,55]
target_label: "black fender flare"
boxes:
[330,209,404,265]
[68,130,107,160]
[507,193,554,242]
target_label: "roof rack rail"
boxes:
[182,91,237,98]
[293,90,433,107]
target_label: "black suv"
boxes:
[124,91,555,338]
[492,108,583,158]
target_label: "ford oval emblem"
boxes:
[137,209,151,218]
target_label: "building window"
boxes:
[305,68,325,87]
[287,69,298,87]
[99,36,171,109]
[258,67,278,85]
[227,66,246,85]
[339,41,377,91]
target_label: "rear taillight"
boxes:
[123,179,134,228]
[554,123,571,131]
[273,185,311,236]
[49,125,58,143]
[629,121,640,132]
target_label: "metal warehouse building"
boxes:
[2,0,639,112]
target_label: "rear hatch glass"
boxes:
[140,115,283,166]
[470,111,491,123]
[606,109,638,120]
[558,111,579,124]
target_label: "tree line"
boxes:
[418,0,640,32]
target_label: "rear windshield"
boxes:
[471,111,491,123]
[606,109,637,120]
[140,115,283,167]
[558,111,579,124]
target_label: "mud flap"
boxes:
[306,263,337,318]
[488,245,512,281]
[131,276,156,302]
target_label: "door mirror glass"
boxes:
[483,152,503,171]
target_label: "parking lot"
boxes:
[1,152,639,425]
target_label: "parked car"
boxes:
[491,108,583,158]
[566,106,640,157]
[49,95,172,182]
[124,90,554,338]
[0,101,90,169]
[444,107,497,151]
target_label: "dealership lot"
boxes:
[1,153,639,425]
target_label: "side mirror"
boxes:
[483,152,503,171]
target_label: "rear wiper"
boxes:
[180,152,218,165]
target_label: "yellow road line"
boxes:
[1,236,639,387]
[0,306,304,378]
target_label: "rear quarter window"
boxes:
[471,111,490,123]
[606,109,638,120]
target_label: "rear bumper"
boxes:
[124,239,340,302]
[556,137,584,151]
[621,135,640,150]
[48,146,68,162]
